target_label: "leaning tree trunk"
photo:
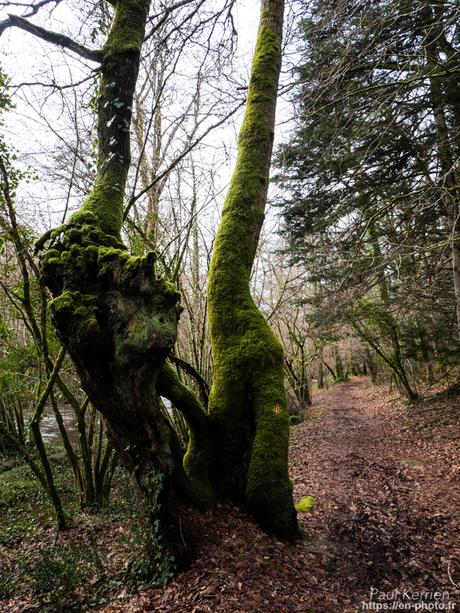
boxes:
[37,0,203,578]
[206,0,298,538]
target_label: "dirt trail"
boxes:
[104,378,460,613]
[290,378,460,611]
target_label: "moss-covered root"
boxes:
[157,364,215,507]
[245,336,298,539]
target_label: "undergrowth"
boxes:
[0,449,143,610]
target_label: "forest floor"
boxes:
[2,377,460,612]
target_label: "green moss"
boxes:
[295,496,316,513]
[66,210,98,227]
[401,458,424,468]
[114,310,176,367]
[207,24,284,322]
[50,290,96,315]
[35,0,154,246]
[43,229,182,373]
[261,555,273,568]
[244,329,298,537]
[45,248,61,260]
[49,290,99,350]
[207,258,297,536]
[102,0,151,60]
[96,245,131,276]
[74,166,126,239]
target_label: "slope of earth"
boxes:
[102,378,460,613]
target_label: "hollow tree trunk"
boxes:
[206,0,298,539]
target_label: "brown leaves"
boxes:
[5,378,460,613]
[102,380,460,612]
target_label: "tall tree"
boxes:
[274,0,460,387]
[1,0,298,578]
[206,0,298,538]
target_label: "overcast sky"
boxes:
[0,1,292,235]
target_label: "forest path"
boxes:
[290,378,460,611]
[104,378,460,613]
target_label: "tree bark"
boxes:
[38,0,201,578]
[206,0,298,539]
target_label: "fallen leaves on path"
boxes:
[3,379,459,612]
[103,379,460,612]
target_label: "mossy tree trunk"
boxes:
[38,0,207,577]
[206,0,298,538]
[35,0,296,579]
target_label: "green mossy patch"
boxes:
[49,290,99,347]
[401,458,424,468]
[102,0,151,60]
[295,496,316,513]
[75,168,127,239]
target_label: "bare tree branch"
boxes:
[123,99,245,219]
[0,14,102,62]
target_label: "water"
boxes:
[26,397,172,445]
[22,404,79,445]
[39,405,78,444]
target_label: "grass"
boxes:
[0,461,60,547]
